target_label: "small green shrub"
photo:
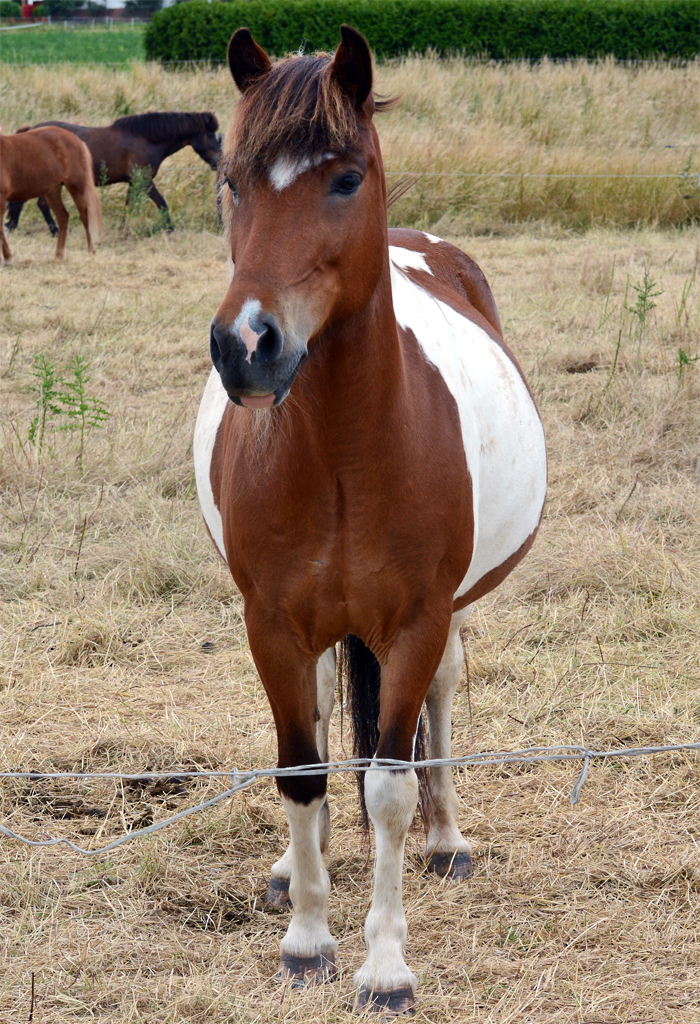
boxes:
[27,353,109,472]
[145,0,700,65]
[0,0,22,15]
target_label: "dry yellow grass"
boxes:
[0,216,698,1022]
[1,57,698,231]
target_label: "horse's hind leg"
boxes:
[65,184,95,254]
[266,647,335,909]
[0,197,13,265]
[423,609,473,879]
[43,187,69,259]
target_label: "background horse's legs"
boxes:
[146,181,174,231]
[266,647,336,909]
[4,200,22,234]
[43,187,70,259]
[423,608,473,879]
[0,197,12,264]
[354,620,449,1013]
[37,196,59,237]
[5,199,59,238]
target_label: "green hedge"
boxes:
[145,0,700,64]
[0,0,22,15]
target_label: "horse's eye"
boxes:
[226,177,239,203]
[332,173,362,197]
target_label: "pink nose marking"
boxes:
[240,318,263,362]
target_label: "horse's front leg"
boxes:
[266,647,336,909]
[354,618,450,1014]
[249,628,337,985]
[37,196,58,237]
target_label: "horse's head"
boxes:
[211,25,389,409]
[190,112,222,170]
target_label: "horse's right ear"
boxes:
[227,28,272,93]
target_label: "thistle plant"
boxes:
[27,354,109,470]
[58,355,110,473]
[27,353,63,452]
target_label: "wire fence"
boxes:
[2,739,699,858]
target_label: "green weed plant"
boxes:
[27,353,109,472]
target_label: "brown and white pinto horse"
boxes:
[194,26,547,1013]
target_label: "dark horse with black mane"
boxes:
[5,111,221,234]
[194,24,547,1013]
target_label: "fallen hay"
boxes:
[0,224,699,1021]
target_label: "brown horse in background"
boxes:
[0,126,102,263]
[5,111,221,234]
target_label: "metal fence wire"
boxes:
[1,740,699,858]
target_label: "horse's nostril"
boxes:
[255,321,283,365]
[210,322,229,366]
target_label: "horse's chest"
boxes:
[193,367,472,629]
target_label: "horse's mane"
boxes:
[112,111,219,142]
[227,52,394,181]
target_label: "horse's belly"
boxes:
[390,257,547,601]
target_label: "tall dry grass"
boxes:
[0,221,698,1021]
[1,57,698,231]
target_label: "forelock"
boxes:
[226,53,362,181]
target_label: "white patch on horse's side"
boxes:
[423,232,442,244]
[390,259,547,601]
[193,366,230,561]
[269,152,335,191]
[389,246,433,275]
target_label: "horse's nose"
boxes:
[210,314,284,369]
[246,316,284,367]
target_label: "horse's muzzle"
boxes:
[209,318,304,406]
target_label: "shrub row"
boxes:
[0,0,21,15]
[145,0,700,64]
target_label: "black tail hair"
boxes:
[339,634,430,831]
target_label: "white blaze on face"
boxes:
[239,319,263,362]
[268,152,335,192]
[233,298,263,362]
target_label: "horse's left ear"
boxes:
[332,25,373,112]
[227,28,272,93]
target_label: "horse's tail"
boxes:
[339,634,429,831]
[79,138,103,246]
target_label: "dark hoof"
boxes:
[427,850,472,880]
[277,950,337,987]
[355,987,415,1015]
[264,876,291,909]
